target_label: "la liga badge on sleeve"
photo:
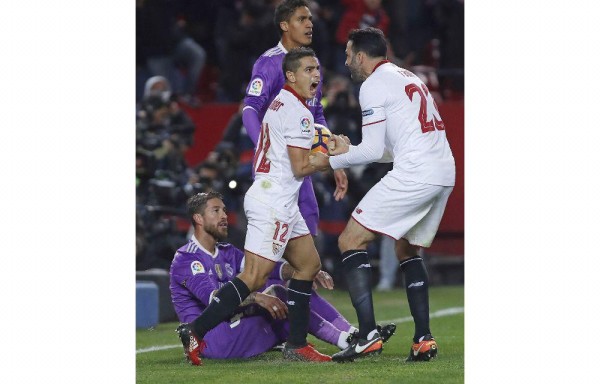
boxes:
[191,261,205,275]
[248,78,263,96]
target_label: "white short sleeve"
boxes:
[285,113,313,149]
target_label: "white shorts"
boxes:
[351,175,453,247]
[244,194,311,262]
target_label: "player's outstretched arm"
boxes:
[329,121,387,169]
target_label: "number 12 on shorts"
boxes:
[273,221,289,243]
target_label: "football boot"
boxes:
[176,323,206,366]
[406,334,438,362]
[282,343,332,362]
[333,329,383,362]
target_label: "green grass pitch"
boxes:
[136,286,464,383]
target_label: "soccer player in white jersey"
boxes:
[310,27,456,362]
[177,47,331,363]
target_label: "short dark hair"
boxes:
[187,191,224,227]
[282,47,316,76]
[274,0,309,36]
[348,27,387,58]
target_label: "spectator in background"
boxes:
[135,75,200,272]
[334,0,390,73]
[140,76,196,148]
[137,0,207,105]
[144,75,172,102]
[322,75,362,145]
[215,0,279,102]
[432,0,464,97]
[303,1,334,72]
[217,103,256,192]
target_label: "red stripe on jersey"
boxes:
[362,119,386,127]
[287,144,311,150]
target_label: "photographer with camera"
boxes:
[136,76,200,271]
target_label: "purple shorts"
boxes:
[202,315,288,359]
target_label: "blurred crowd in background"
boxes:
[135,0,464,285]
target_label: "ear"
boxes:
[193,213,203,227]
[280,21,289,33]
[286,70,296,83]
[357,51,364,65]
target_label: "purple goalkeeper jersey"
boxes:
[243,42,324,234]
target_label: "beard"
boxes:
[205,223,228,241]
[348,59,365,82]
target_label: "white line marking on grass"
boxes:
[136,344,181,354]
[136,306,464,354]
[383,306,464,325]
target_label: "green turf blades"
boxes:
[137,286,464,384]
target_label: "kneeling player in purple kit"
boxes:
[171,191,381,362]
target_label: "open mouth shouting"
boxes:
[309,80,319,96]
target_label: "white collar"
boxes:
[278,41,288,54]
[192,235,219,259]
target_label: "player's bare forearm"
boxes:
[254,292,288,319]
[308,151,331,172]
[288,146,317,177]
[239,292,258,307]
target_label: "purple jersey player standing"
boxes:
[242,0,348,235]
[171,191,362,361]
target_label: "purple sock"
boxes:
[308,310,342,347]
[311,291,353,332]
